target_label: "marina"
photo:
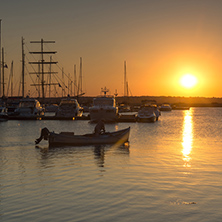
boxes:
[1,107,222,221]
[1,1,222,221]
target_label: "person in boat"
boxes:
[94,119,105,136]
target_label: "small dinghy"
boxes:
[35,127,130,147]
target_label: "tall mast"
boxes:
[38,62,41,97]
[10,61,13,96]
[74,64,76,96]
[21,37,25,97]
[124,61,127,97]
[29,39,57,100]
[62,67,64,97]
[68,73,70,96]
[2,47,5,97]
[0,19,2,97]
[49,56,52,98]
[41,39,44,99]
[77,57,82,96]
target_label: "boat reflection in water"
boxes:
[182,109,193,168]
[94,144,129,168]
[36,143,129,169]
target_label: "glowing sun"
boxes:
[180,74,197,88]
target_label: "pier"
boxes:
[8,114,137,122]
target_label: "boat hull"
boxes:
[137,115,156,123]
[0,114,8,121]
[48,127,130,147]
[89,108,118,122]
[159,104,172,111]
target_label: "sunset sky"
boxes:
[1,0,222,97]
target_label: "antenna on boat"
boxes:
[101,86,109,96]
[114,89,118,97]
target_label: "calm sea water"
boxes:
[1,107,222,222]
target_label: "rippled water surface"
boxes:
[1,107,222,221]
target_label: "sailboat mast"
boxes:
[62,67,64,97]
[49,56,52,98]
[41,39,44,99]
[78,57,82,96]
[21,37,25,97]
[2,47,4,97]
[124,61,127,97]
[29,39,57,100]
[11,61,13,96]
[38,62,41,97]
[0,19,2,97]
[74,64,76,96]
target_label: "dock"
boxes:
[8,114,137,122]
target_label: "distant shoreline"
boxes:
[4,96,222,107]
[79,96,222,107]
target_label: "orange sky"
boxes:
[1,0,222,97]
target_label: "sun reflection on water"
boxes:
[182,110,193,168]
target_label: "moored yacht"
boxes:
[55,96,83,118]
[159,103,172,111]
[89,87,118,122]
[15,97,44,117]
[151,104,161,120]
[136,105,156,122]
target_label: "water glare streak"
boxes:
[182,110,193,168]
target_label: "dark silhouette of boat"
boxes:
[35,127,130,147]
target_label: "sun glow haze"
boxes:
[180,74,198,89]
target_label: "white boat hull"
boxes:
[89,108,118,122]
[137,113,156,122]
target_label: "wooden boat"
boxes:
[36,127,130,147]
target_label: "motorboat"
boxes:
[159,103,172,111]
[136,105,156,122]
[172,105,190,110]
[118,103,131,113]
[55,97,83,118]
[0,106,8,121]
[35,127,130,147]
[15,97,44,117]
[89,87,118,122]
[151,104,161,120]
[5,96,22,116]
[45,104,58,112]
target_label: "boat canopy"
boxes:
[60,99,78,105]
[19,100,40,108]
[93,97,115,106]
